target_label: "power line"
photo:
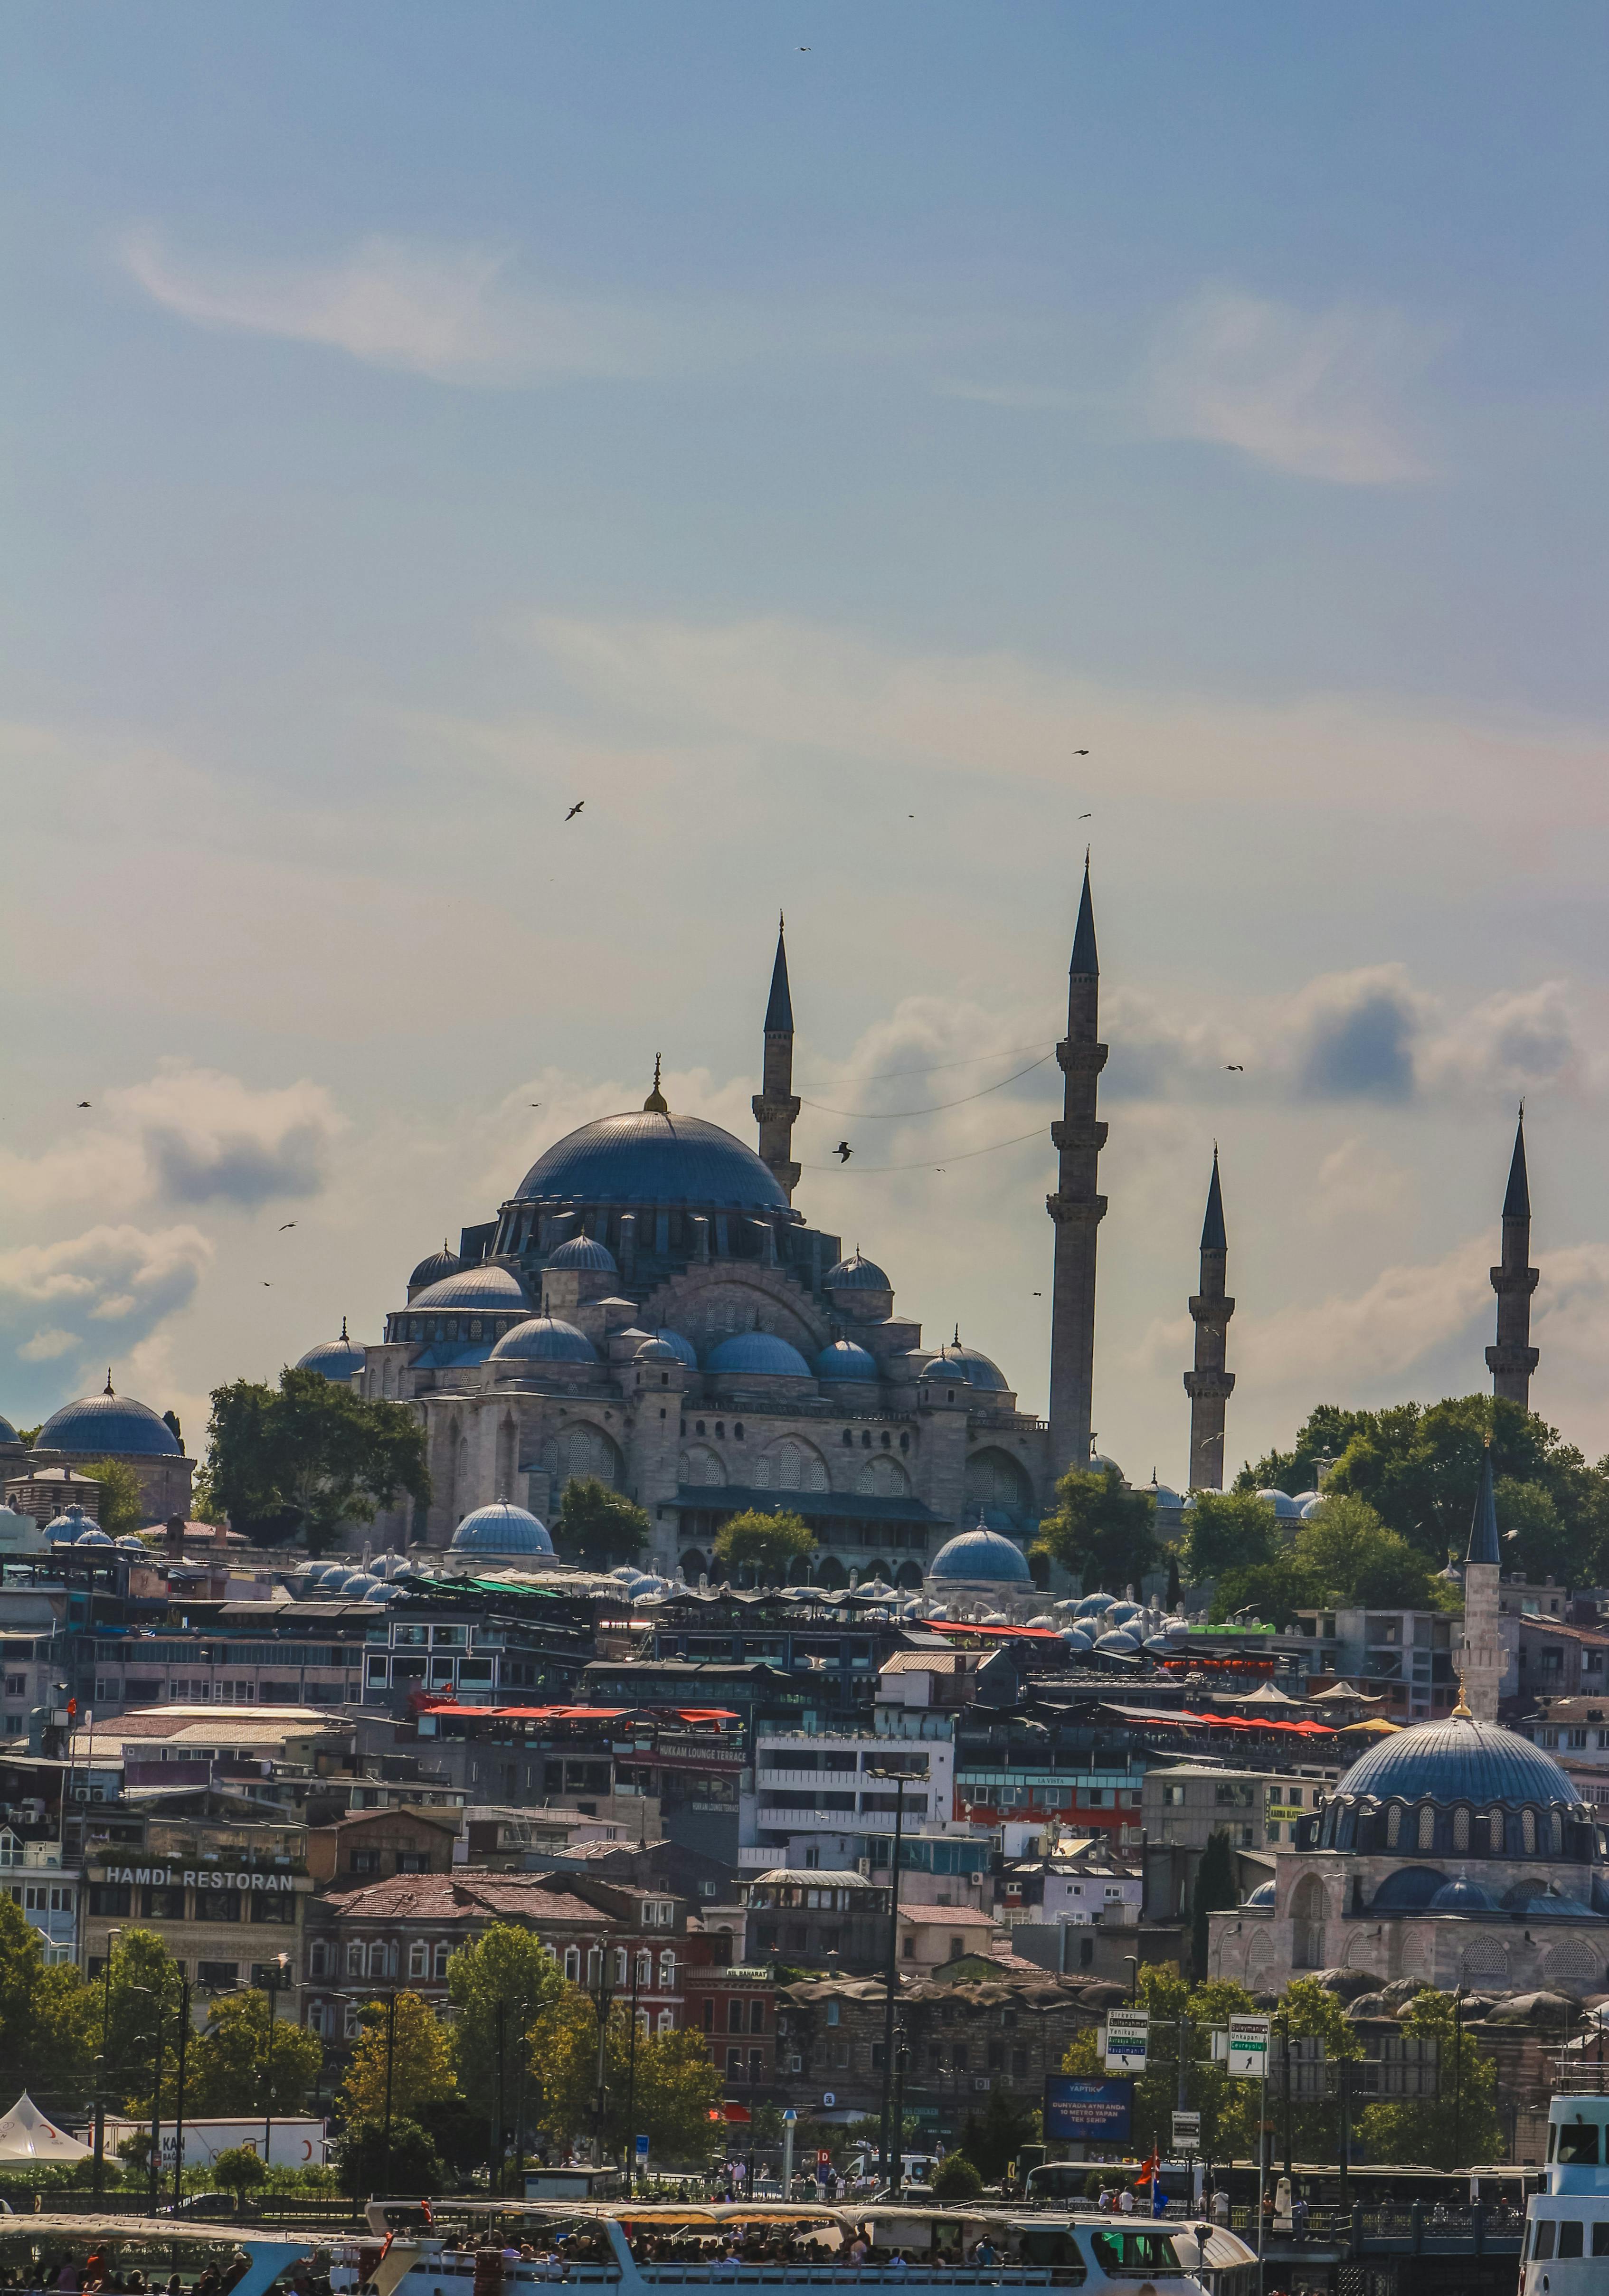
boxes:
[800,1052,1057,1120]
[799,1125,1048,1175]
[794,1038,1058,1089]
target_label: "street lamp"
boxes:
[260,1952,291,2173]
[92,1926,123,2197]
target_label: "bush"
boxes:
[213,2145,267,2204]
[333,2116,445,2198]
[932,2154,984,2201]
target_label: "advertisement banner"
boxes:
[1043,2076,1134,2144]
[1103,2009,1150,2073]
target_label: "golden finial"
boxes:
[643,1054,669,1115]
[1451,1670,1474,1721]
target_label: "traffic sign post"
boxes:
[1171,2111,1200,2156]
[1227,2017,1271,2079]
[781,2108,796,2195]
[1103,2010,1150,2074]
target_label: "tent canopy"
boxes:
[0,2092,93,2163]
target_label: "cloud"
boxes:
[0,1224,213,1395]
[1312,1136,1412,1227]
[120,228,665,386]
[1420,980,1586,1099]
[1291,965,1426,1102]
[17,1328,79,1363]
[1235,1238,1490,1392]
[1147,289,1438,484]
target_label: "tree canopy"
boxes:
[188,1988,322,2116]
[1239,1393,1609,1580]
[338,1992,458,2124]
[333,2116,444,2198]
[1210,1493,1457,1625]
[1181,1490,1279,1584]
[528,1988,720,2161]
[79,1460,146,1535]
[1354,1987,1504,2169]
[0,1898,95,2121]
[206,1366,430,1553]
[1034,1465,1158,1591]
[554,1477,651,1567]
[1060,1964,1262,2165]
[445,1923,565,2144]
[711,1507,817,1582]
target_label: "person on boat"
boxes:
[1210,2188,1229,2228]
[970,2238,997,2268]
[1117,2188,1135,2215]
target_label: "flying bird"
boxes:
[1073,749,1088,756]
[1224,1064,1244,1072]
[565,801,584,821]
[262,1281,272,1288]
[279,1221,296,1231]
[530,1102,542,1110]
[77,1101,91,1108]
[835,1140,853,1163]
[1032,1290,1042,1297]
[1079,812,1092,820]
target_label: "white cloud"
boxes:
[0,1224,213,1393]
[1419,980,1586,1099]
[1235,1239,1490,1392]
[1147,289,1439,484]
[17,1328,79,1363]
[1312,1136,1411,1228]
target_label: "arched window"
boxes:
[346,1941,364,1976]
[964,1448,1032,1512]
[367,1940,388,1977]
[658,1951,676,1988]
[1523,1808,1538,1855]
[1551,1809,1564,1854]
[1386,1804,1402,1849]
[1290,1875,1326,1970]
[408,1941,428,1978]
[1453,1806,1470,1852]
[564,1946,581,1982]
[1417,1805,1436,1850]
[540,1421,625,1497]
[658,2009,674,2035]
[842,1430,853,1447]
[754,1435,829,1493]
[636,1951,652,1987]
[857,1456,910,1498]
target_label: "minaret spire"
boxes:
[1183,1146,1236,1489]
[1046,855,1107,1477]
[1485,1108,1539,1410]
[753,914,801,1201]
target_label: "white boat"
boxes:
[341,2199,1258,2296]
[0,2215,321,2296]
[1522,2085,1609,2291]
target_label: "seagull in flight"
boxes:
[1079,812,1092,820]
[530,1102,542,1110]
[262,1281,272,1288]
[565,801,584,821]
[1073,749,1088,756]
[835,1140,853,1163]
[1225,1064,1244,1072]
[77,1101,91,1108]
[279,1221,296,1230]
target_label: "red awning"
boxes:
[928,1620,1063,1641]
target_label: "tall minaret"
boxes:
[1485,1110,1539,1411]
[752,914,801,1202]
[1458,1439,1506,1722]
[1183,1148,1236,1490]
[1046,857,1107,1479]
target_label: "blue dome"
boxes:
[1242,1880,1276,1909]
[515,1111,790,1212]
[928,1527,1032,1584]
[1371,1866,1451,1912]
[706,1331,812,1378]
[1428,1875,1501,1914]
[334,1570,379,1595]
[409,1264,531,1314]
[296,1328,367,1383]
[39,1385,181,1457]
[825,1252,891,1292]
[1339,1715,1581,1811]
[1095,1629,1142,1654]
[409,1243,464,1293]
[489,1315,599,1364]
[1256,1489,1301,1518]
[635,1337,681,1363]
[815,1339,880,1382]
[648,1328,699,1368]
[1075,1594,1113,1617]
[921,1343,1009,1392]
[450,1501,554,1557]
[0,1414,19,1447]
[546,1234,618,1273]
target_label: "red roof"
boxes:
[928,1620,1062,1642]
[322,1873,620,1924]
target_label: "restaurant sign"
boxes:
[95,1865,299,1893]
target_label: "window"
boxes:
[728,1999,744,2033]
[408,1942,428,1978]
[902,1935,916,1960]
[199,1960,236,1989]
[1557,2122,1600,2165]
[434,1943,450,1980]
[346,1941,365,1975]
[368,1940,390,1977]
[658,1951,676,1987]
[349,1849,379,1877]
[636,1951,652,1987]
[702,2000,714,2032]
[658,2009,674,2035]
[308,1942,328,1977]
[749,2000,765,2033]
[1162,1784,1185,1807]
[749,2048,763,2083]
[1417,1805,1435,1850]
[1523,1809,1538,1854]
[726,2048,742,2078]
[1594,2223,1609,2256]
[826,2000,839,2026]
[615,1947,629,1986]
[1386,1804,1402,1849]
[1530,2220,1555,2261]
[1557,2222,1583,2259]
[564,1947,581,1982]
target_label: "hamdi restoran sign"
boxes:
[97,1865,300,1893]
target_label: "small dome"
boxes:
[706,1331,812,1378]
[1107,1601,1143,1624]
[1242,1880,1276,1909]
[409,1243,465,1293]
[46,1504,98,1541]
[920,1339,1009,1392]
[329,1568,378,1594]
[1299,1497,1325,1520]
[304,1560,348,1584]
[489,1315,599,1365]
[368,1551,409,1579]
[1149,1480,1185,1509]
[545,1234,618,1274]
[1087,1453,1124,1479]
[1095,1629,1142,1654]
[824,1251,891,1292]
[361,1582,399,1604]
[0,1413,20,1447]
[1290,1490,1321,1509]
[296,1322,367,1383]
[1075,1594,1114,1617]
[1026,1614,1059,1630]
[634,1337,681,1364]
[648,1328,699,1369]
[410,1264,531,1314]
[928,1527,1032,1584]
[1256,1489,1302,1519]
[1428,1875,1500,1915]
[815,1339,880,1382]
[450,1500,555,1557]
[40,1382,180,1457]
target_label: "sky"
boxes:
[3,3,1609,1491]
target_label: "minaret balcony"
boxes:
[1183,1369,1236,1400]
[1489,1264,1540,1295]
[1485,1342,1539,1376]
[1187,1294,1236,1322]
[1050,1120,1108,1153]
[1046,1191,1107,1226]
[1055,1040,1109,1076]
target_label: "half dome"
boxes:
[409,1264,531,1314]
[824,1252,891,1292]
[489,1316,599,1365]
[705,1331,812,1378]
[815,1339,880,1382]
[928,1527,1031,1584]
[515,1111,790,1212]
[449,1500,555,1558]
[545,1234,618,1273]
[39,1384,180,1457]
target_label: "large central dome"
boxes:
[514,1111,791,1213]
[1336,1714,1580,1811]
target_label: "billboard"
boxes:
[1043,2076,1134,2144]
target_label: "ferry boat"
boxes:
[1523,2087,1609,2292]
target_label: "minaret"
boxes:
[1485,1110,1539,1410]
[752,914,801,1202]
[1183,1148,1236,1490]
[1046,857,1107,1479]
[1458,1439,1506,1722]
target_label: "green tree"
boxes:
[445,1923,565,2166]
[338,1993,458,2123]
[1270,1978,1364,2165]
[958,2088,1039,2182]
[1212,1495,1455,1624]
[1190,1831,1239,1981]
[0,1897,95,2119]
[188,1989,323,2115]
[932,2153,983,2201]
[207,1366,430,1554]
[211,2144,267,2207]
[332,2116,444,2198]
[1183,1491,1280,1584]
[528,1988,720,2162]
[1035,1466,1158,1591]
[104,1929,186,2114]
[711,1508,817,1584]
[79,1459,146,1534]
[554,1478,651,1568]
[1354,1988,1504,2169]
[1060,1965,1262,2168]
